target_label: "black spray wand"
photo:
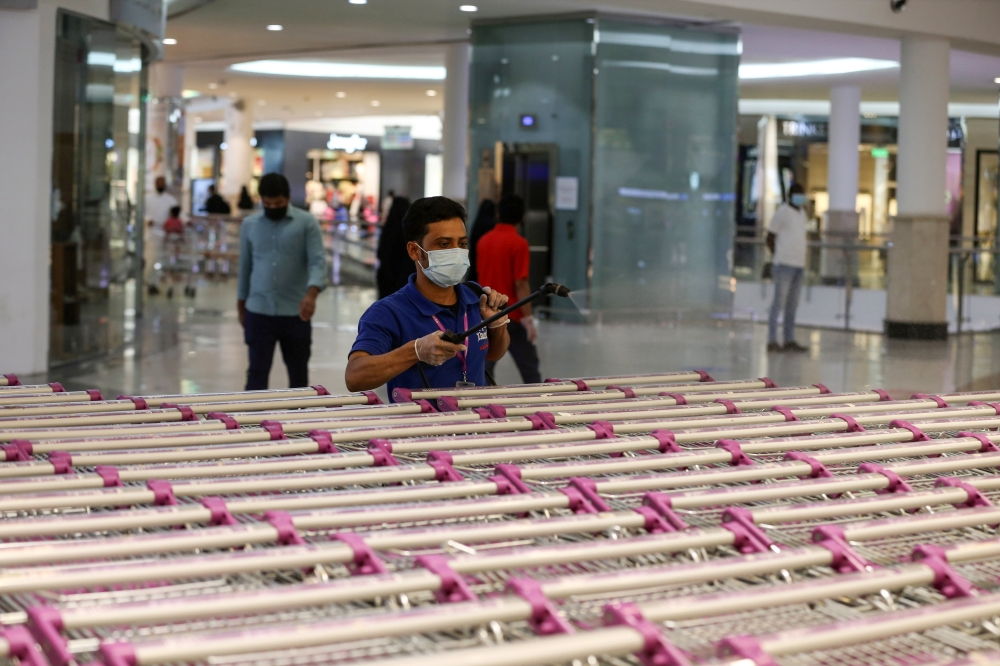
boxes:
[440,282,571,344]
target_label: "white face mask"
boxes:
[417,245,470,288]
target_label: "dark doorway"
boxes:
[501,144,556,295]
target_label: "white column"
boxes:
[0,0,108,375]
[442,42,470,203]
[885,36,951,339]
[823,85,861,282]
[146,63,183,191]
[828,86,861,214]
[755,114,779,233]
[222,99,253,205]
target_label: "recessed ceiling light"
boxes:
[370,100,381,106]
[426,89,437,96]
[336,91,347,98]
[349,0,367,4]
[230,60,446,80]
[459,5,478,11]
[208,82,218,89]
[267,24,283,31]
[738,58,898,79]
[163,38,177,45]
[995,77,1000,84]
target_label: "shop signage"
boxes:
[327,133,368,154]
[780,120,828,139]
[383,126,414,150]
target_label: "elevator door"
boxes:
[501,146,554,294]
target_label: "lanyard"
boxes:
[431,310,469,383]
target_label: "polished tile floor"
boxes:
[24,279,1000,400]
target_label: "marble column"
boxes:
[885,36,951,339]
[823,85,861,284]
[222,99,254,207]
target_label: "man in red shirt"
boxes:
[475,194,541,383]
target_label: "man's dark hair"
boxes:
[402,196,467,244]
[497,194,525,224]
[169,206,181,217]
[258,173,291,199]
[789,183,805,196]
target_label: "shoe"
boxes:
[783,341,808,353]
[767,342,782,352]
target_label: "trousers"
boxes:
[486,320,541,384]
[244,310,312,390]
[768,264,804,344]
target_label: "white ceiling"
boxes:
[164,0,1000,128]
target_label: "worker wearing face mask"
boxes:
[346,196,511,400]
[766,183,810,353]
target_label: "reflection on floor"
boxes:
[22,279,1000,400]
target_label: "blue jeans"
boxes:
[768,264,804,344]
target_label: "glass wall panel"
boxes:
[591,18,740,314]
[468,19,594,318]
[51,10,146,365]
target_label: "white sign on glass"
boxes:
[555,176,579,211]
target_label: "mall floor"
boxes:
[22,278,1000,401]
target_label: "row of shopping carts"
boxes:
[147,215,242,297]
[3,370,1000,665]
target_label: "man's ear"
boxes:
[406,241,423,264]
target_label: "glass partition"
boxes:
[50,10,146,365]
[468,19,596,319]
[589,18,740,314]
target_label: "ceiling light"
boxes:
[426,89,437,96]
[459,5,478,11]
[336,91,347,98]
[267,24,283,31]
[163,38,177,45]
[739,58,898,79]
[371,100,381,106]
[349,0,367,3]
[995,77,1000,84]
[231,60,446,80]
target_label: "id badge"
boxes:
[456,381,476,388]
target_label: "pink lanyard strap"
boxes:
[431,310,470,380]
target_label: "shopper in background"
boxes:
[766,183,809,353]
[475,194,541,384]
[205,184,232,215]
[375,196,414,299]
[163,206,184,235]
[237,173,327,390]
[466,199,496,284]
[145,176,178,295]
[237,186,255,212]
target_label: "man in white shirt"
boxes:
[766,183,809,352]
[145,176,178,294]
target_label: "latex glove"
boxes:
[479,285,509,321]
[414,331,466,366]
[522,316,538,344]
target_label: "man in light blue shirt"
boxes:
[237,173,327,390]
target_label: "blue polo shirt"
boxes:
[351,275,489,400]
